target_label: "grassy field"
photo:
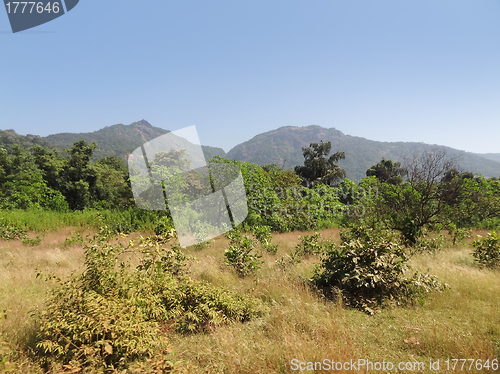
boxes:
[0,227,499,373]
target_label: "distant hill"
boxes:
[2,122,499,181]
[44,120,227,162]
[0,129,53,152]
[474,153,500,163]
[226,125,500,181]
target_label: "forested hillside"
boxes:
[2,121,498,182]
[475,152,500,163]
[44,120,227,162]
[227,125,500,181]
[1,120,226,163]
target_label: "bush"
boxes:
[472,232,500,268]
[252,225,278,254]
[34,227,266,371]
[448,225,472,245]
[131,232,194,277]
[311,227,447,314]
[293,232,325,258]
[224,230,264,277]
[0,219,26,240]
[412,233,446,254]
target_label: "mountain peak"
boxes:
[134,119,153,128]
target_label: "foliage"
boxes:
[294,140,346,187]
[131,232,194,278]
[356,151,462,244]
[34,227,265,371]
[447,223,472,245]
[224,230,264,277]
[411,232,446,254]
[446,175,500,228]
[366,159,407,185]
[311,227,447,314]
[252,225,278,254]
[472,232,500,268]
[0,219,27,240]
[21,235,43,246]
[63,232,85,248]
[154,216,176,236]
[0,146,69,211]
[293,233,325,258]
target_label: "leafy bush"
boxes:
[252,225,278,254]
[63,232,85,248]
[293,232,325,257]
[0,219,26,240]
[131,232,194,277]
[472,232,500,268]
[21,235,43,246]
[449,226,472,245]
[412,233,446,254]
[154,216,175,236]
[311,227,447,314]
[35,227,265,371]
[224,230,264,277]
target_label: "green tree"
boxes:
[30,145,66,191]
[358,150,460,244]
[61,140,98,210]
[0,145,68,211]
[366,159,406,185]
[294,141,346,187]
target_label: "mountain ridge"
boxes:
[1,121,499,181]
[227,125,500,181]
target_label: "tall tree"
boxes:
[366,159,407,185]
[62,140,98,210]
[294,141,346,187]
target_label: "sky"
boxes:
[1,0,499,154]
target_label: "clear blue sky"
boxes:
[1,0,499,153]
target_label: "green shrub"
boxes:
[63,232,85,248]
[224,230,264,277]
[311,227,446,314]
[36,280,163,371]
[293,232,325,258]
[412,233,446,254]
[131,232,194,278]
[252,225,278,254]
[450,227,472,245]
[472,232,500,268]
[35,226,265,371]
[154,216,175,236]
[21,235,43,246]
[153,275,266,334]
[0,219,26,240]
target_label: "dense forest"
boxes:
[1,137,499,234]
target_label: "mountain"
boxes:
[2,121,499,181]
[0,129,53,152]
[226,125,500,181]
[43,120,226,162]
[474,153,500,163]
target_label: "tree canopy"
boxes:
[294,141,346,187]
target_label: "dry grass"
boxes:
[1,228,499,373]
